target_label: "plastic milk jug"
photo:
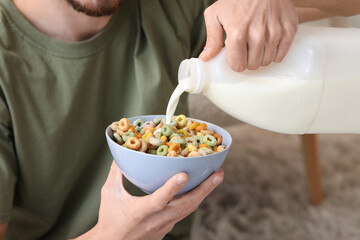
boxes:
[167,25,360,134]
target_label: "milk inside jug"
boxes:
[168,26,360,134]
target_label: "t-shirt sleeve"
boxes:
[173,0,217,58]
[0,88,17,223]
[157,0,216,58]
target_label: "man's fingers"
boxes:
[225,28,248,72]
[261,43,277,66]
[179,168,223,205]
[159,169,224,221]
[274,38,292,63]
[199,7,224,61]
[262,27,281,66]
[247,26,265,70]
[148,172,189,212]
[143,169,223,230]
[274,24,297,62]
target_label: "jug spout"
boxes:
[178,58,208,94]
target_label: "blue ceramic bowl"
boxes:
[105,115,232,195]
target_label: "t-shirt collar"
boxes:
[0,0,123,58]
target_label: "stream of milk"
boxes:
[165,77,189,124]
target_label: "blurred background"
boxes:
[190,14,360,240]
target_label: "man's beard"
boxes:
[66,0,123,17]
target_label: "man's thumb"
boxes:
[199,11,224,61]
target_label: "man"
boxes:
[0,0,358,239]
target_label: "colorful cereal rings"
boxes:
[110,115,226,157]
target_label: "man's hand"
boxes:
[75,161,224,240]
[199,0,298,72]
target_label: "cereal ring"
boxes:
[116,129,125,136]
[149,137,164,147]
[144,121,156,128]
[188,151,201,157]
[196,132,205,138]
[201,129,214,136]
[157,145,169,156]
[110,122,119,131]
[142,132,153,142]
[170,137,186,146]
[147,149,157,154]
[198,148,213,156]
[170,119,178,127]
[199,143,210,149]
[144,126,155,134]
[126,137,141,150]
[194,136,204,145]
[171,126,178,133]
[122,131,135,142]
[133,119,144,129]
[195,123,207,132]
[113,132,123,144]
[188,130,196,136]
[165,142,172,147]
[213,133,223,145]
[153,117,162,125]
[189,121,200,130]
[128,125,136,133]
[135,131,142,138]
[186,119,194,127]
[154,123,163,130]
[205,148,214,154]
[170,133,181,139]
[167,150,177,157]
[160,135,167,143]
[185,136,198,147]
[139,139,147,152]
[161,124,172,137]
[216,145,226,152]
[180,147,189,156]
[169,143,181,154]
[176,115,187,128]
[147,143,157,150]
[198,149,207,156]
[203,135,217,147]
[199,147,212,151]
[118,118,130,131]
[177,129,189,138]
[153,128,162,139]
[187,144,197,152]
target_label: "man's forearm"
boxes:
[70,225,101,240]
[296,7,334,23]
[293,0,360,16]
[0,223,8,240]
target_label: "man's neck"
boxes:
[12,0,112,42]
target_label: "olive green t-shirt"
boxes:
[0,0,214,239]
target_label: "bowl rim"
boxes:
[105,114,232,160]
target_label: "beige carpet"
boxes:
[191,123,360,240]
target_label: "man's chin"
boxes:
[66,0,123,17]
